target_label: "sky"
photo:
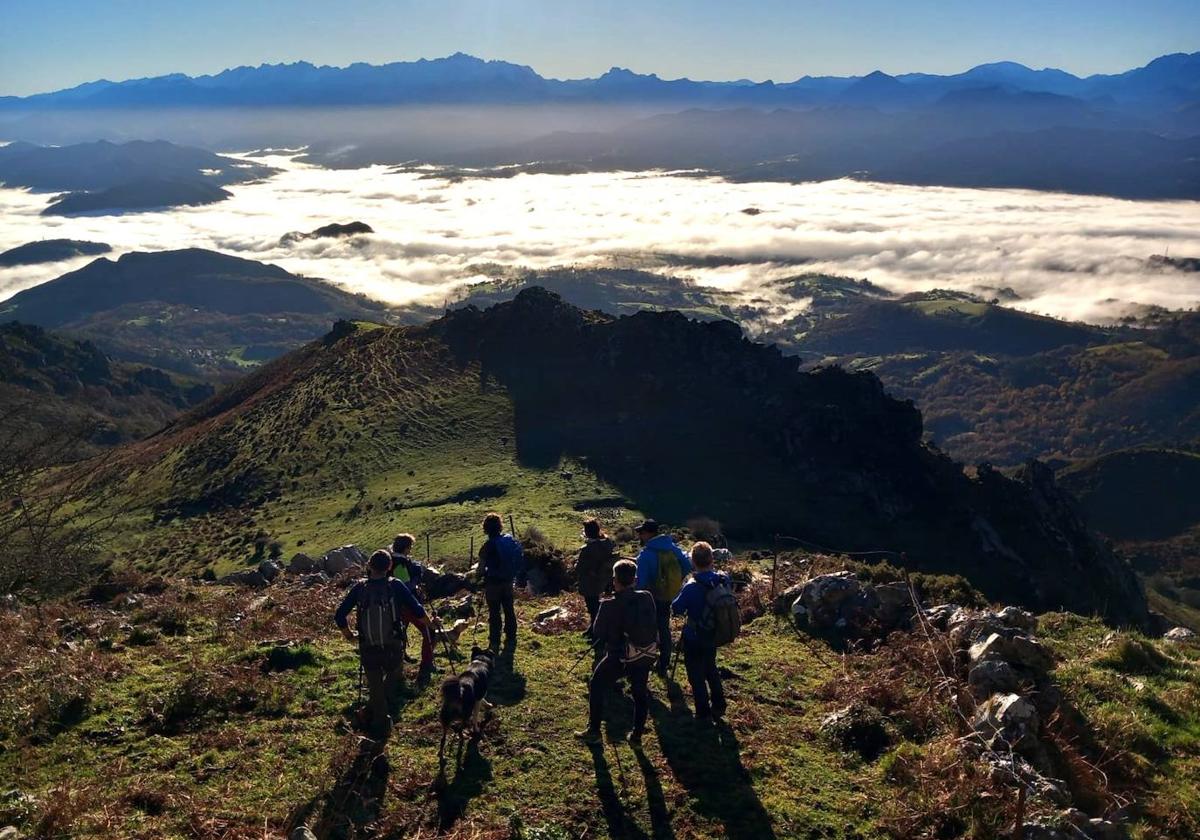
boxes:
[1,0,1198,96]
[2,154,1197,324]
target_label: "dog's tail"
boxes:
[439,676,462,727]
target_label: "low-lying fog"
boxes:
[2,152,1197,323]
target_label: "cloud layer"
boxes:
[2,153,1198,324]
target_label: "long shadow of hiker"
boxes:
[291,737,392,840]
[633,746,675,840]
[588,742,650,840]
[435,738,493,831]
[649,698,776,840]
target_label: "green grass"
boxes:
[0,584,882,839]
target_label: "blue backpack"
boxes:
[489,534,524,580]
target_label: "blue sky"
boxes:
[1,0,1197,96]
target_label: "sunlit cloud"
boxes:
[1,152,1198,324]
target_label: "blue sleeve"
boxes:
[391,579,425,619]
[334,583,361,628]
[635,547,655,589]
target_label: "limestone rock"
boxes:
[973,692,1040,754]
[257,559,282,583]
[994,605,1038,632]
[1163,626,1197,644]
[968,659,1020,699]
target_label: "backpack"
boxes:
[622,591,659,665]
[697,577,741,647]
[490,534,524,580]
[357,579,397,648]
[652,548,684,602]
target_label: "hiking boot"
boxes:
[416,665,433,689]
[574,727,602,745]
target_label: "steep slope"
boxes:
[0,321,213,451]
[103,289,1148,625]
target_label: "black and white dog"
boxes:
[438,646,496,769]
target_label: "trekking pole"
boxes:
[356,662,364,707]
[567,639,601,675]
[427,602,453,660]
[508,514,518,538]
[426,533,432,563]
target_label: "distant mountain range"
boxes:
[2,51,1197,112]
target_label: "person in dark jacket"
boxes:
[475,512,522,652]
[334,549,427,738]
[671,541,727,722]
[633,519,691,677]
[574,519,615,638]
[576,559,658,747]
[390,533,437,687]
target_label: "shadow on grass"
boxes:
[435,738,493,831]
[588,742,651,840]
[291,737,392,840]
[650,697,776,840]
[633,746,676,840]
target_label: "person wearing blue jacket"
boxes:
[389,533,438,687]
[671,541,728,721]
[475,512,523,653]
[334,550,428,738]
[634,519,691,677]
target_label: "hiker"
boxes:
[334,549,428,739]
[633,519,691,677]
[475,512,523,652]
[672,541,740,722]
[390,533,438,687]
[576,559,658,746]
[574,518,615,638]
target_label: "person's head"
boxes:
[368,549,392,578]
[691,541,714,570]
[583,518,604,541]
[612,559,637,591]
[392,533,415,555]
[634,519,659,545]
[483,512,503,538]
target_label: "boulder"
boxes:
[968,659,1020,699]
[299,572,330,588]
[257,560,282,583]
[322,548,354,574]
[0,827,21,840]
[1084,818,1128,840]
[969,631,1055,674]
[219,570,269,588]
[994,605,1038,632]
[874,582,915,629]
[922,603,959,630]
[773,582,806,614]
[342,544,368,565]
[288,553,319,574]
[535,605,568,623]
[423,568,472,600]
[797,572,862,629]
[289,829,318,840]
[712,548,734,566]
[973,692,1040,754]
[1163,626,1197,645]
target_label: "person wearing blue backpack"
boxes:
[671,541,741,723]
[475,512,523,653]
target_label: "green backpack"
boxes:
[652,549,684,602]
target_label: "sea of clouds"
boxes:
[1,152,1198,323]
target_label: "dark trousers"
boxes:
[584,594,601,633]
[683,639,725,718]
[400,606,433,669]
[655,600,672,675]
[484,578,517,650]
[589,653,651,734]
[361,642,404,737]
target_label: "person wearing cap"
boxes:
[633,518,691,677]
[334,549,428,739]
[389,533,438,687]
